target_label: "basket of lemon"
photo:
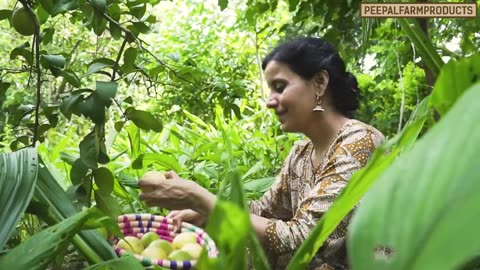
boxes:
[114,214,218,269]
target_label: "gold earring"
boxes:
[313,94,324,112]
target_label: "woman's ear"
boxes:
[314,70,329,97]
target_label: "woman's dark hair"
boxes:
[262,37,360,117]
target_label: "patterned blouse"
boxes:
[249,119,384,269]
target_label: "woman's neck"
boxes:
[305,112,350,163]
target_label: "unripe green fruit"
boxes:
[168,250,192,261]
[141,245,168,260]
[141,231,161,247]
[11,7,38,36]
[150,239,174,255]
[172,232,197,250]
[181,243,203,259]
[117,236,144,254]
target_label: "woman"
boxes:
[138,37,384,269]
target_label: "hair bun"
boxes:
[345,72,359,93]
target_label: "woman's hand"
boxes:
[167,209,206,231]
[138,171,216,215]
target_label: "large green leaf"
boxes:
[202,201,250,270]
[0,148,38,249]
[286,105,430,269]
[0,208,109,269]
[348,83,480,270]
[125,108,163,133]
[33,156,117,263]
[132,153,182,172]
[430,54,480,115]
[397,18,444,77]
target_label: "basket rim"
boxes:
[114,213,219,268]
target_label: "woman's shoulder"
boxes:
[338,119,385,148]
[289,139,311,155]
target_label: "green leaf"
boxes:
[0,9,12,21]
[287,0,299,11]
[41,54,66,76]
[126,123,140,160]
[243,177,275,193]
[123,47,137,66]
[0,148,38,249]
[125,107,162,132]
[70,158,88,185]
[85,58,115,77]
[0,208,107,269]
[83,254,144,270]
[129,3,146,19]
[93,167,114,195]
[62,69,81,88]
[202,201,249,269]
[114,121,125,133]
[80,131,99,169]
[60,89,92,119]
[79,93,106,124]
[349,83,480,270]
[94,192,121,220]
[95,81,118,106]
[51,0,79,16]
[218,0,228,10]
[91,0,106,12]
[132,153,181,172]
[10,47,33,66]
[0,82,11,93]
[148,65,165,77]
[127,22,150,34]
[109,21,122,40]
[430,54,480,115]
[41,28,55,45]
[37,0,54,15]
[397,18,443,77]
[35,156,117,262]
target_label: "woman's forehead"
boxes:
[264,61,293,79]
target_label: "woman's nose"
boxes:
[266,93,279,109]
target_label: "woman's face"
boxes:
[265,61,317,132]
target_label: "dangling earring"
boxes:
[313,93,324,112]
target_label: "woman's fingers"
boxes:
[166,210,181,218]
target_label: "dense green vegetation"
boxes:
[0,0,479,269]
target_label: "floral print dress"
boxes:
[249,119,385,269]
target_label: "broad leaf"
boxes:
[80,131,99,169]
[132,153,181,172]
[62,69,81,88]
[40,54,66,69]
[203,201,249,270]
[0,208,110,269]
[125,107,163,133]
[51,0,79,16]
[85,58,115,77]
[0,148,38,249]
[93,167,114,195]
[218,0,228,11]
[34,156,117,262]
[348,83,480,270]
[96,81,118,106]
[243,177,275,193]
[430,54,480,115]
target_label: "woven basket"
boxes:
[115,213,218,269]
